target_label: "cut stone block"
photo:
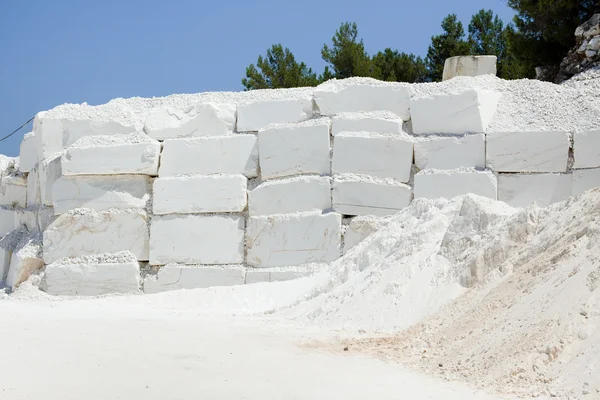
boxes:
[497,173,572,208]
[486,131,569,172]
[19,132,38,173]
[442,55,497,81]
[62,137,161,176]
[37,206,55,231]
[414,134,485,170]
[246,212,341,267]
[245,265,317,283]
[159,135,258,178]
[52,175,151,215]
[343,216,390,254]
[314,81,412,121]
[331,112,403,136]
[14,209,38,232]
[43,210,150,264]
[332,176,413,216]
[248,176,331,216]
[573,130,600,169]
[0,246,10,282]
[413,169,497,200]
[39,154,62,206]
[0,175,27,208]
[153,174,247,215]
[258,121,330,179]
[42,252,141,296]
[32,113,63,162]
[332,132,413,182]
[6,233,43,290]
[0,156,17,179]
[237,97,313,131]
[411,89,501,134]
[143,265,246,293]
[144,103,237,140]
[26,165,41,207]
[150,215,245,265]
[572,168,600,196]
[61,118,137,148]
[0,208,15,236]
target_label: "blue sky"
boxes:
[0,0,515,156]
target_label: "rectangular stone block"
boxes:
[414,169,497,200]
[159,135,258,178]
[331,112,403,136]
[245,265,317,284]
[248,176,331,216]
[26,165,41,207]
[314,81,412,121]
[246,212,341,267]
[19,132,38,173]
[6,233,43,290]
[332,132,413,182]
[60,118,137,148]
[150,215,245,265]
[43,210,150,264]
[573,130,600,169]
[52,175,151,215]
[258,121,331,179]
[42,252,141,296]
[411,89,501,134]
[497,173,572,208]
[13,209,38,232]
[32,113,63,162]
[237,97,313,131]
[39,154,62,206]
[0,207,15,237]
[0,246,10,282]
[572,168,600,196]
[153,174,247,215]
[486,131,569,172]
[332,176,412,216]
[0,175,27,208]
[143,265,246,293]
[62,136,161,176]
[414,134,485,170]
[144,103,237,140]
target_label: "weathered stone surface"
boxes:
[442,56,497,81]
[332,132,413,182]
[237,98,313,131]
[343,216,390,254]
[0,175,27,208]
[143,265,246,293]
[497,173,572,208]
[414,134,485,170]
[153,174,247,215]
[258,121,330,179]
[413,169,498,200]
[486,131,569,173]
[248,176,331,216]
[159,135,258,178]
[246,212,341,267]
[150,215,245,265]
[6,233,43,290]
[332,176,412,217]
[573,130,600,169]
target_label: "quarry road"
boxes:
[0,299,515,400]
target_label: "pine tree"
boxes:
[242,44,319,90]
[371,49,428,83]
[426,14,471,81]
[321,22,374,79]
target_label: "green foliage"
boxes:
[242,44,319,90]
[321,22,374,79]
[371,49,428,82]
[426,14,471,81]
[507,0,598,79]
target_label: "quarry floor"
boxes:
[0,294,518,400]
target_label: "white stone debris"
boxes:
[159,135,258,178]
[314,78,412,121]
[62,134,161,176]
[413,169,498,200]
[332,132,413,182]
[332,175,413,217]
[414,134,485,170]
[497,173,572,207]
[150,215,245,265]
[343,216,391,254]
[486,131,570,172]
[144,103,236,140]
[573,129,600,169]
[248,176,331,216]
[246,212,341,267]
[41,251,141,296]
[258,120,331,180]
[237,97,313,131]
[410,89,501,134]
[331,111,403,136]
[143,264,246,294]
[572,168,600,196]
[152,174,247,215]
[43,209,150,264]
[245,264,318,283]
[52,175,151,215]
